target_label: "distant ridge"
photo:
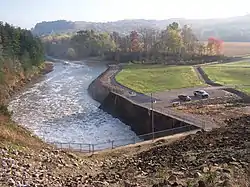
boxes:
[32,14,250,42]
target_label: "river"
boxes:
[8,59,138,150]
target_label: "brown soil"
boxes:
[0,115,249,187]
[175,98,250,126]
[96,115,250,186]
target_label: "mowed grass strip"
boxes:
[203,66,250,86]
[115,65,204,93]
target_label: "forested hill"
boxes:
[0,22,44,103]
[32,14,250,42]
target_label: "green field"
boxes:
[204,66,250,85]
[213,60,250,67]
[116,65,204,93]
[203,65,250,94]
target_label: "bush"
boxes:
[0,105,13,117]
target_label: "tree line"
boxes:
[0,22,44,79]
[43,22,223,64]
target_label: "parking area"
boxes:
[152,86,240,107]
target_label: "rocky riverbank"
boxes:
[0,115,249,186]
[98,115,250,186]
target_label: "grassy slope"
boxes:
[203,67,250,85]
[213,60,250,67]
[0,117,45,149]
[116,65,204,93]
[204,60,250,94]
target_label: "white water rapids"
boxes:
[8,60,138,150]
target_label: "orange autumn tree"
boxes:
[130,31,140,52]
[207,37,224,55]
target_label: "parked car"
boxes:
[128,91,136,97]
[193,90,209,98]
[178,94,191,101]
[172,101,181,107]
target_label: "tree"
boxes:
[0,21,44,74]
[130,31,141,52]
[207,37,224,55]
[181,25,199,55]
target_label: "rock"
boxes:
[244,141,250,148]
[229,162,240,167]
[187,155,197,162]
[8,178,15,186]
[222,179,233,187]
[73,161,79,167]
[222,168,231,174]
[168,175,177,182]
[220,173,231,180]
[231,157,237,161]
[67,153,77,160]
[2,160,8,168]
[198,180,206,187]
[194,171,202,178]
[202,166,209,173]
[57,163,63,168]
[14,171,22,177]
[222,163,228,168]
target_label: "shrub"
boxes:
[0,105,13,117]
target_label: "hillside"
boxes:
[0,22,48,103]
[0,114,249,186]
[32,14,250,41]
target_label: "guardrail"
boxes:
[47,125,199,153]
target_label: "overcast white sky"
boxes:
[1,0,249,28]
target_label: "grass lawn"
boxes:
[115,65,204,93]
[203,66,250,86]
[213,60,250,67]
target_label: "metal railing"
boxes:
[47,125,199,153]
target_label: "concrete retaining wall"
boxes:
[88,65,199,138]
[99,92,199,137]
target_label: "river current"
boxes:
[8,59,138,149]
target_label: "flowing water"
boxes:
[8,59,138,150]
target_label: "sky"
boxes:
[1,0,249,29]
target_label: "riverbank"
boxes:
[0,114,249,186]
[0,58,249,186]
[1,60,54,148]
[0,61,54,105]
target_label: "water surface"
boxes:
[8,60,138,149]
